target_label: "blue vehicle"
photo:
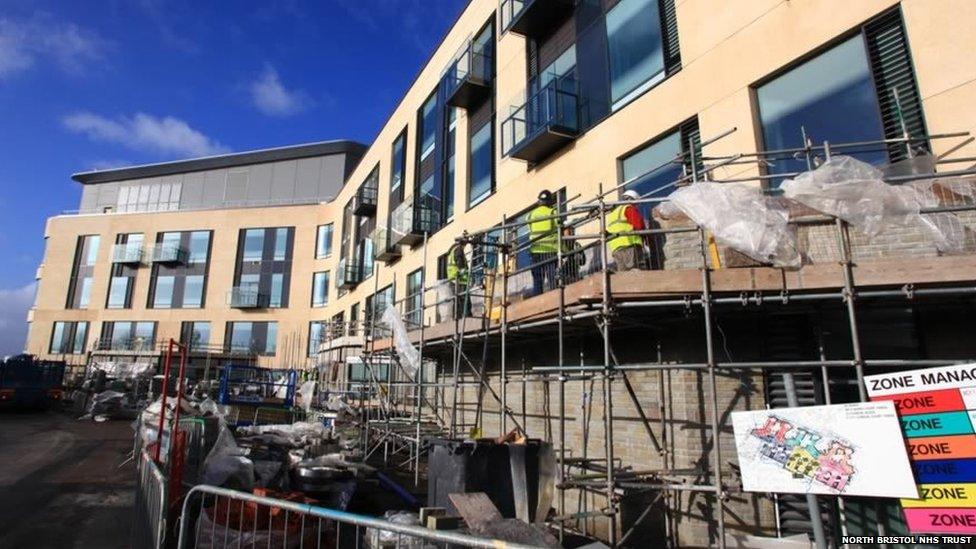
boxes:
[217,365,296,408]
[0,355,66,409]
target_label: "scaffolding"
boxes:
[327,126,976,548]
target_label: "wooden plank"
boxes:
[448,492,503,531]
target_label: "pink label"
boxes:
[903,508,976,533]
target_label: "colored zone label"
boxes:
[900,411,974,438]
[903,508,976,534]
[908,435,976,460]
[873,388,965,415]
[902,483,976,508]
[914,459,976,484]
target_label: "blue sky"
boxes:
[0,0,467,354]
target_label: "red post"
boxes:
[154,339,176,464]
[168,341,190,507]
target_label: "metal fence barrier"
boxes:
[134,449,169,549]
[177,485,544,549]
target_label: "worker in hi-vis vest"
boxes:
[607,189,648,271]
[446,240,470,319]
[526,190,559,295]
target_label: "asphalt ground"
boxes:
[0,410,135,548]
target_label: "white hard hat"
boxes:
[622,190,640,200]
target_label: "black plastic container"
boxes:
[426,438,554,522]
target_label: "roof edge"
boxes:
[71,139,368,184]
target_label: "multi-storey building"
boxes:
[28,141,365,369]
[26,0,976,545]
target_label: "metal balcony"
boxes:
[391,198,439,247]
[444,40,492,110]
[353,182,378,216]
[112,243,144,264]
[500,0,575,38]
[150,242,188,264]
[336,258,362,289]
[228,285,269,308]
[372,226,402,262]
[502,74,579,163]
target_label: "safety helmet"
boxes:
[622,190,640,201]
[538,190,554,204]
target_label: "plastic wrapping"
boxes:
[296,381,316,413]
[201,424,254,490]
[433,280,454,321]
[781,156,966,252]
[90,361,154,379]
[661,182,801,268]
[381,306,421,377]
[366,511,434,548]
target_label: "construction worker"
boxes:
[607,189,647,271]
[446,240,471,319]
[526,190,559,295]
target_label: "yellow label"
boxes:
[901,483,976,508]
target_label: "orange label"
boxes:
[909,435,976,461]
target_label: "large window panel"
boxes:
[419,94,438,160]
[468,122,494,207]
[50,321,89,354]
[757,35,886,184]
[316,224,333,259]
[606,0,666,108]
[312,271,329,307]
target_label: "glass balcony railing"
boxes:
[228,284,268,308]
[500,0,575,37]
[336,258,362,289]
[353,181,378,216]
[391,196,440,246]
[95,337,157,352]
[150,242,188,264]
[112,243,144,264]
[444,39,492,110]
[372,226,402,262]
[502,72,579,163]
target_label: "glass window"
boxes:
[243,229,264,261]
[240,273,260,289]
[153,276,175,308]
[406,269,423,328]
[182,321,210,350]
[184,275,204,308]
[621,130,683,217]
[316,224,333,259]
[111,322,132,350]
[78,277,92,309]
[161,232,181,249]
[229,322,252,352]
[391,133,406,196]
[606,0,666,107]
[419,93,437,160]
[273,228,289,261]
[270,273,284,307]
[73,322,88,354]
[308,321,325,357]
[107,276,130,309]
[50,322,66,354]
[84,235,100,265]
[188,231,210,264]
[312,271,329,307]
[757,35,886,184]
[469,123,493,207]
[538,46,576,90]
[265,322,278,355]
[135,322,155,344]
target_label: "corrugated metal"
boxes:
[864,8,928,161]
[679,118,703,177]
[537,15,576,73]
[660,0,681,75]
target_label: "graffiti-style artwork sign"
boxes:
[867,364,976,534]
[731,402,918,498]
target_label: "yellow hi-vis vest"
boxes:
[527,205,558,254]
[607,205,642,252]
[446,245,468,284]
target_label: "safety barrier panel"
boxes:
[176,484,544,549]
[133,449,169,549]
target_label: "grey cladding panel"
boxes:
[295,157,321,199]
[182,172,207,208]
[319,155,345,199]
[270,160,297,200]
[224,170,247,203]
[97,183,119,211]
[247,164,273,202]
[79,186,98,212]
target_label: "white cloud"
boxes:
[0,13,105,78]
[0,283,35,357]
[63,112,230,158]
[249,64,311,117]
